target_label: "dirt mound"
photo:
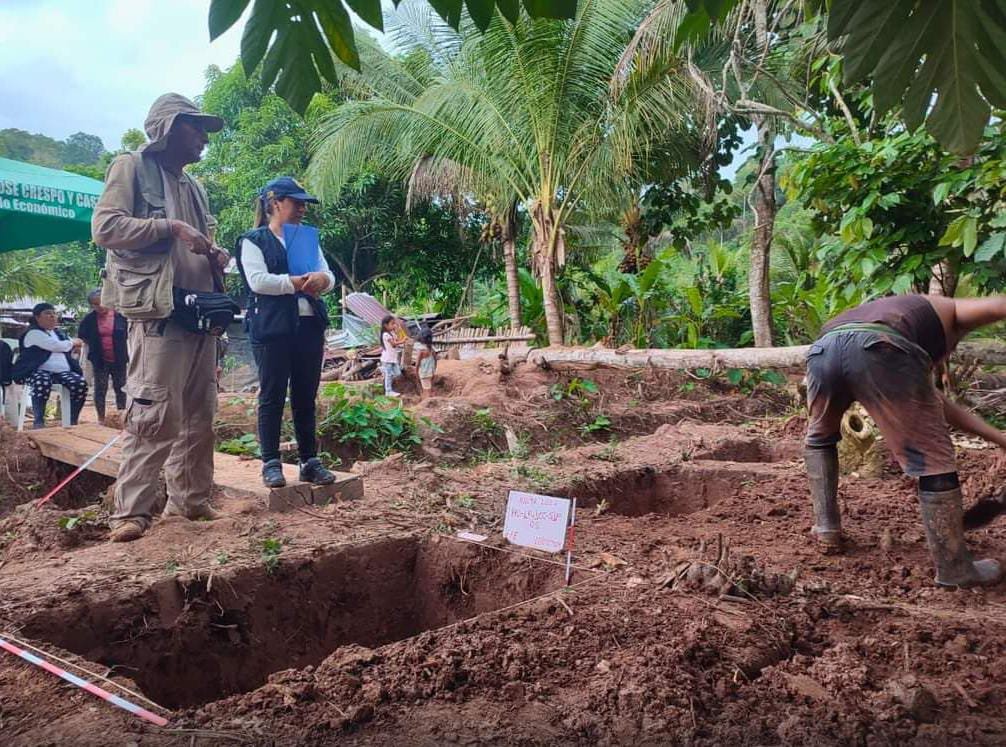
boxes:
[0,503,108,563]
[0,424,47,519]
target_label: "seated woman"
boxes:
[235,177,337,488]
[11,303,88,428]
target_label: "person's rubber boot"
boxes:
[918,487,1002,588]
[31,396,46,429]
[262,459,286,488]
[805,446,842,551]
[300,457,336,486]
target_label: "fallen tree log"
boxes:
[521,339,1006,373]
[955,340,1006,366]
[527,345,810,370]
[435,333,535,345]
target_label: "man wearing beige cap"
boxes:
[93,93,230,542]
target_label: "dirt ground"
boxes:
[4,359,1006,745]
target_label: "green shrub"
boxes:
[218,432,261,458]
[318,382,422,457]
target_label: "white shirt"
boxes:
[241,233,336,316]
[381,332,400,364]
[24,329,72,373]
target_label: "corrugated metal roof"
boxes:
[344,293,393,325]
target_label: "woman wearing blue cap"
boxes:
[235,177,337,488]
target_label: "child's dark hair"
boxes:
[419,326,434,346]
[381,315,395,332]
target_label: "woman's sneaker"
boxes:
[262,459,286,488]
[300,457,336,485]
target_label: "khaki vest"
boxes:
[99,153,211,320]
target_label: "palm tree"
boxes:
[0,252,57,303]
[309,0,699,345]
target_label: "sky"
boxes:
[0,1,804,178]
[0,0,249,151]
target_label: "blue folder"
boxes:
[283,223,323,275]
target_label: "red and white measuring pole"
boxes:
[0,635,168,726]
[35,432,122,509]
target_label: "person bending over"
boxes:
[805,293,1006,587]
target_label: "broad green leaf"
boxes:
[932,182,952,204]
[839,0,915,83]
[522,0,576,19]
[497,0,520,23]
[891,275,913,294]
[860,257,877,276]
[684,286,703,317]
[240,0,281,76]
[975,232,1006,262]
[316,1,361,72]
[868,2,941,116]
[428,0,463,27]
[345,0,384,31]
[828,0,1004,154]
[962,216,979,257]
[466,0,496,30]
[939,216,965,246]
[726,368,743,386]
[762,370,787,387]
[638,257,663,296]
[209,0,251,40]
[674,8,712,50]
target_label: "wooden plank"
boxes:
[28,424,364,508]
[30,428,122,478]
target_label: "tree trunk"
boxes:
[929,259,959,297]
[749,115,776,347]
[530,201,565,346]
[501,203,522,330]
[539,258,564,345]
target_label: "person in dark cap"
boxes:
[234,177,336,488]
[92,92,230,542]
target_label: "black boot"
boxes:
[262,459,286,488]
[300,457,335,485]
[805,446,842,549]
[31,396,46,429]
[919,487,1001,587]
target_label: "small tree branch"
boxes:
[828,77,862,145]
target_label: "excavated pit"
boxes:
[569,461,784,517]
[19,535,562,709]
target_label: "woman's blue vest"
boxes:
[235,226,329,344]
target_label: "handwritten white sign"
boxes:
[503,490,571,553]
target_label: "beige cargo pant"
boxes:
[111,319,216,530]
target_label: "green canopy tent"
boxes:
[0,157,104,253]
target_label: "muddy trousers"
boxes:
[111,320,217,530]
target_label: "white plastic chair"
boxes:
[15,382,72,431]
[0,384,14,423]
